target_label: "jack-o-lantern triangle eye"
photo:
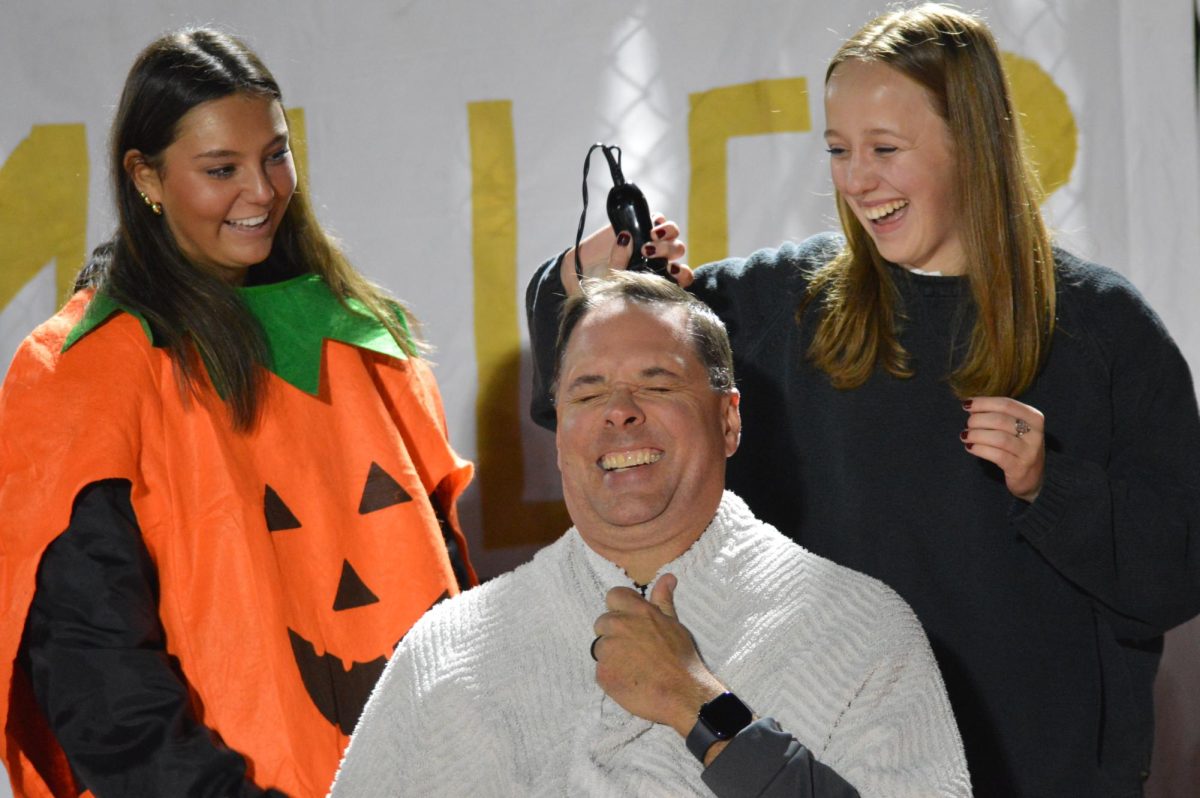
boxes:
[264,485,302,531]
[358,461,412,514]
[333,560,381,611]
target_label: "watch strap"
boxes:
[685,691,753,763]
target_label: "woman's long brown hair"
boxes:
[805,3,1055,398]
[77,28,422,431]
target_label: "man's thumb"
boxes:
[650,572,678,617]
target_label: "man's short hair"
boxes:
[552,271,735,397]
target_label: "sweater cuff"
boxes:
[1012,448,1106,551]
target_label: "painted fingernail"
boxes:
[959,429,969,441]
[669,264,680,275]
[616,232,631,247]
[655,228,667,239]
[643,244,657,257]
[962,400,973,410]
[964,443,974,450]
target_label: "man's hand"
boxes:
[591,573,725,737]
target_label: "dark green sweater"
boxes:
[527,232,1200,796]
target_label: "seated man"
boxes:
[331,273,970,797]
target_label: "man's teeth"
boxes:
[600,449,663,471]
[226,214,269,229]
[864,200,908,221]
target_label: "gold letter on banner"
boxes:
[1001,52,1077,197]
[688,78,811,266]
[285,108,311,196]
[468,100,569,549]
[0,124,88,311]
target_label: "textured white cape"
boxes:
[332,492,969,796]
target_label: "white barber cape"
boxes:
[331,492,969,797]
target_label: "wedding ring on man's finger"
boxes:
[1014,418,1031,438]
[590,636,602,661]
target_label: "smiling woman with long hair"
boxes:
[527,4,1200,794]
[0,29,475,797]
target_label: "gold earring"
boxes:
[138,190,163,216]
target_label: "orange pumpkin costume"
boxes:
[0,276,475,797]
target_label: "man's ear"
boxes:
[722,389,742,457]
[123,149,163,205]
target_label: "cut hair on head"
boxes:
[552,271,734,398]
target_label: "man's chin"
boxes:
[600,487,674,523]
[571,495,671,533]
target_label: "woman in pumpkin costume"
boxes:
[0,29,475,797]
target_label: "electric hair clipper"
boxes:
[574,143,670,279]
[601,147,669,276]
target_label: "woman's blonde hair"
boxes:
[806,3,1055,397]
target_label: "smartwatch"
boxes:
[685,691,753,762]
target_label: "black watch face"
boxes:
[704,692,753,739]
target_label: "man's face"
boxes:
[554,299,740,563]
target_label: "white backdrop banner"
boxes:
[2,1,1198,794]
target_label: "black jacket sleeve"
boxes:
[526,251,570,431]
[20,479,288,798]
[702,719,860,798]
[430,476,475,590]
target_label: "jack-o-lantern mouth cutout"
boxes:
[264,461,447,734]
[286,628,389,735]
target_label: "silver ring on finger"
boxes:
[1014,418,1031,438]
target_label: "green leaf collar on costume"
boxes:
[62,273,411,396]
[63,291,155,351]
